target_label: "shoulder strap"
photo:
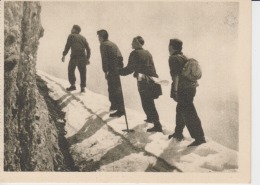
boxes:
[176,54,188,68]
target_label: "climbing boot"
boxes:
[66,86,76,92]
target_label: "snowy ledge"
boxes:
[37,70,238,172]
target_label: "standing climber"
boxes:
[97,29,125,117]
[62,25,91,93]
[119,36,163,132]
[168,38,206,147]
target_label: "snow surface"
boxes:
[38,70,238,172]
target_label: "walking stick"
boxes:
[119,76,134,133]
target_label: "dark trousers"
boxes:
[175,88,204,140]
[68,59,87,88]
[107,73,124,112]
[138,81,161,127]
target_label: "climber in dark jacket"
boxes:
[62,25,91,93]
[168,38,206,147]
[97,29,125,117]
[119,36,163,132]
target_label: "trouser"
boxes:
[175,87,204,140]
[68,59,87,88]
[107,73,125,112]
[138,81,161,128]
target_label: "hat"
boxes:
[170,39,183,51]
[135,36,144,45]
[73,25,81,33]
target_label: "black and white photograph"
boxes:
[2,0,251,183]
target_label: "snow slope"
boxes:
[38,70,238,172]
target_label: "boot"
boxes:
[188,138,206,147]
[66,86,76,91]
[81,88,86,93]
[109,105,117,111]
[109,111,125,118]
[144,118,153,123]
[168,133,184,141]
[147,122,162,132]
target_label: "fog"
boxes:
[37,2,239,150]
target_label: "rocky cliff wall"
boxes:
[4,1,64,171]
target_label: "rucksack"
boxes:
[181,58,202,81]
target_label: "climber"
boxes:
[62,25,91,93]
[97,29,125,117]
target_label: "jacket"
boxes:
[63,33,91,60]
[120,48,161,98]
[120,48,158,78]
[100,40,123,74]
[169,51,198,90]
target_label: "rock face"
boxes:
[4,2,64,171]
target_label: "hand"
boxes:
[61,56,65,62]
[172,91,178,102]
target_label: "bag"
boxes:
[181,58,202,81]
[138,74,162,99]
[149,81,162,99]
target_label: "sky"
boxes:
[37,1,239,150]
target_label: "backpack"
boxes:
[181,58,202,81]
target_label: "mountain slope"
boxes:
[38,70,238,172]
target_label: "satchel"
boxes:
[149,81,162,99]
[138,74,162,99]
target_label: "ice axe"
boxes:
[119,76,134,133]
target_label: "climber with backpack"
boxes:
[168,38,206,147]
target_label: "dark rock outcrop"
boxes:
[4,1,64,171]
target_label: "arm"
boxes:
[172,75,179,92]
[63,35,72,57]
[116,47,124,69]
[84,39,91,60]
[119,51,136,76]
[169,55,182,83]
[169,56,181,101]
[118,56,124,69]
[100,44,109,73]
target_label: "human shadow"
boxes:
[79,131,179,172]
[67,111,108,146]
[59,96,76,110]
[78,121,180,172]
[41,74,181,172]
[145,139,197,172]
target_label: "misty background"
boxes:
[37,2,239,150]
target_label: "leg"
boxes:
[68,59,77,87]
[147,98,160,125]
[180,88,205,140]
[107,74,117,110]
[174,102,186,136]
[139,93,149,119]
[144,95,162,132]
[77,61,87,88]
[107,74,125,117]
[112,75,125,113]
[138,82,161,128]
[168,101,185,140]
[138,81,151,120]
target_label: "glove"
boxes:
[61,56,65,62]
